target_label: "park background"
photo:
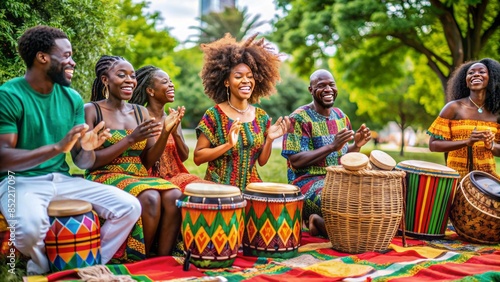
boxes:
[1,0,500,280]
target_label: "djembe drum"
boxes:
[450,171,500,244]
[369,150,396,171]
[45,200,101,272]
[242,182,304,258]
[395,160,460,240]
[176,183,246,268]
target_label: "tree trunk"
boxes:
[400,127,405,157]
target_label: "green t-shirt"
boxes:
[0,77,85,180]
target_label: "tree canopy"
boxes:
[272,0,500,100]
[189,6,266,43]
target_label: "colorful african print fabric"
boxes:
[195,105,270,190]
[86,129,179,262]
[427,116,500,179]
[149,135,212,192]
[282,105,352,218]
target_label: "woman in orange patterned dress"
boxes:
[129,65,213,191]
[427,58,500,179]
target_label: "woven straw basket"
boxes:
[322,166,405,253]
[449,171,500,244]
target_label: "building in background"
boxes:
[201,0,236,16]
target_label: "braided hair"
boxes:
[90,55,127,101]
[200,33,282,104]
[129,65,161,106]
[447,58,500,115]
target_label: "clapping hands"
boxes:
[267,116,292,141]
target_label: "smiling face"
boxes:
[148,70,175,104]
[225,63,255,100]
[46,38,75,87]
[466,63,489,91]
[309,70,337,109]
[103,60,137,101]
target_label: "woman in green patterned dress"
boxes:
[194,33,291,190]
[84,55,185,261]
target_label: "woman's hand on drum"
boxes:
[267,116,292,141]
[332,128,354,151]
[228,118,241,147]
[354,123,371,148]
[128,118,162,143]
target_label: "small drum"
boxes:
[450,171,500,244]
[341,152,370,171]
[176,183,246,268]
[369,150,396,171]
[396,160,460,240]
[242,182,304,258]
[45,200,101,272]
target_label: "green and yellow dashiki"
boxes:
[427,116,500,179]
[86,129,179,262]
[281,105,352,218]
[195,105,270,190]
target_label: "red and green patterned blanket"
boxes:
[26,228,500,282]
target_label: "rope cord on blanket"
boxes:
[78,265,135,282]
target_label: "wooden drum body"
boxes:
[45,200,101,272]
[242,183,304,258]
[396,160,459,240]
[450,171,500,244]
[176,183,246,268]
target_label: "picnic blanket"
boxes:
[25,227,500,282]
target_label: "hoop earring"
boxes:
[226,86,230,101]
[102,84,109,99]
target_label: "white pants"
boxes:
[0,173,141,275]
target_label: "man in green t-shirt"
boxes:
[0,26,141,275]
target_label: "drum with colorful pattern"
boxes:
[45,200,101,272]
[176,183,246,268]
[396,160,460,240]
[242,182,304,258]
[450,171,500,244]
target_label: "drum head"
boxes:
[395,160,460,178]
[341,152,369,171]
[47,200,93,217]
[469,171,500,201]
[245,182,299,194]
[370,150,396,170]
[184,183,241,198]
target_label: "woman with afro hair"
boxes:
[193,33,291,190]
[428,58,500,179]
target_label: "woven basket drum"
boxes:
[449,171,500,244]
[322,166,405,253]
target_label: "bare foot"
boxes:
[309,214,327,237]
[309,214,320,236]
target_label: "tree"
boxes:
[0,0,119,97]
[110,0,179,84]
[271,0,500,101]
[189,6,266,44]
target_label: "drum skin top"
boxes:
[470,171,500,201]
[396,160,460,178]
[341,152,369,171]
[47,200,93,217]
[245,182,299,194]
[184,183,241,197]
[370,150,396,170]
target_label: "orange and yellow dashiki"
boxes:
[427,116,500,179]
